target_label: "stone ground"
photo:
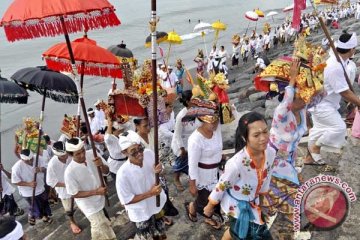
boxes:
[10,17,360,240]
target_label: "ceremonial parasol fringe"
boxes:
[0,95,28,104]
[2,10,120,42]
[45,59,122,78]
[30,86,78,104]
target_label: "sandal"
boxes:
[42,216,53,224]
[163,216,173,226]
[184,202,197,222]
[28,217,36,226]
[70,222,82,234]
[304,148,326,165]
[204,216,222,230]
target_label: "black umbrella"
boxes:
[0,74,28,104]
[0,70,28,199]
[145,31,168,47]
[107,41,134,58]
[11,66,78,210]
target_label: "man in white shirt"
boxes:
[104,116,127,179]
[218,46,229,65]
[254,54,266,73]
[87,108,104,143]
[306,32,360,164]
[94,100,106,130]
[46,141,82,234]
[160,66,178,89]
[11,149,52,225]
[116,134,166,240]
[64,138,115,240]
[0,164,24,216]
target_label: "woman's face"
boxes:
[202,119,219,132]
[165,104,173,115]
[246,120,269,152]
[136,119,150,135]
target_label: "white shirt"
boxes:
[95,109,106,129]
[315,56,349,111]
[89,117,101,135]
[347,59,357,85]
[46,155,72,199]
[188,125,223,191]
[116,149,166,222]
[64,150,108,217]
[160,71,178,89]
[256,58,266,69]
[11,158,46,197]
[159,111,175,147]
[171,108,200,156]
[104,133,126,174]
[1,171,15,196]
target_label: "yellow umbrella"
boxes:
[166,30,182,65]
[211,20,227,46]
[255,9,265,17]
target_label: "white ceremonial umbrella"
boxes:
[266,11,279,22]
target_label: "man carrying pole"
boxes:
[64,138,115,240]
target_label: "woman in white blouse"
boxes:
[171,90,199,191]
[203,112,275,239]
[186,109,223,229]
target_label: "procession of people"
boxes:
[1,1,360,240]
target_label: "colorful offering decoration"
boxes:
[254,36,327,104]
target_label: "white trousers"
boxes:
[87,210,116,240]
[309,109,346,149]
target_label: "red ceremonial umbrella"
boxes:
[43,35,121,79]
[0,0,120,42]
[1,0,121,208]
[43,33,121,135]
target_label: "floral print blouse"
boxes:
[269,86,307,185]
[208,147,276,224]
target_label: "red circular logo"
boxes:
[303,184,349,230]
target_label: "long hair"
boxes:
[235,112,267,153]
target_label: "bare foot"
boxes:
[70,222,82,234]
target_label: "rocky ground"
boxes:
[12,17,360,240]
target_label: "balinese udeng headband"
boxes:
[0,221,24,240]
[65,138,84,152]
[336,33,357,49]
[52,141,67,156]
[20,149,33,161]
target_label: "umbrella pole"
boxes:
[213,30,219,47]
[202,33,209,59]
[245,22,250,36]
[60,16,110,206]
[255,21,258,33]
[31,90,46,219]
[151,0,160,207]
[166,43,172,66]
[76,70,84,137]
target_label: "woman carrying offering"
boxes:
[186,107,223,230]
[261,58,308,239]
[203,112,275,239]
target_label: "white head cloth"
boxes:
[20,150,33,161]
[94,99,101,106]
[0,221,24,240]
[119,131,141,151]
[52,142,67,156]
[65,138,84,152]
[337,33,357,49]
